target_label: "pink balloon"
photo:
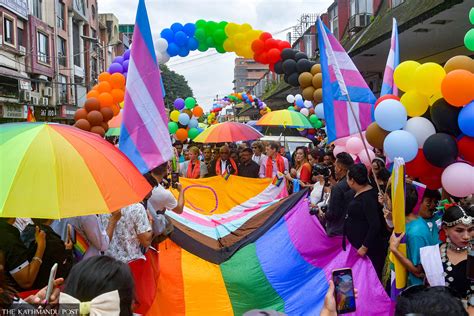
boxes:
[358,149,376,167]
[333,145,346,156]
[441,162,474,197]
[346,137,364,154]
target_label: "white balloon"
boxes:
[315,103,325,119]
[155,38,169,52]
[304,100,313,108]
[403,117,436,148]
[158,52,170,64]
[295,94,303,101]
[286,95,295,103]
[300,108,309,116]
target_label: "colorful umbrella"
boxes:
[0,123,151,219]
[105,110,122,136]
[256,109,313,128]
[193,121,263,143]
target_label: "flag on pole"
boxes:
[317,18,376,143]
[119,0,173,173]
[381,18,400,96]
[26,106,36,122]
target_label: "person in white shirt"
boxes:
[259,142,289,178]
[251,141,267,166]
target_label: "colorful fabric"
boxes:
[26,107,35,122]
[256,110,312,128]
[317,18,376,143]
[152,177,391,315]
[186,160,202,179]
[265,154,285,178]
[411,181,426,215]
[73,229,89,261]
[381,18,400,96]
[118,0,173,173]
[216,158,238,176]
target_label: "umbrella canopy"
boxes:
[105,110,122,136]
[193,121,263,143]
[256,110,313,128]
[0,123,151,219]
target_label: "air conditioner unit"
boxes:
[43,87,53,97]
[20,90,31,102]
[41,97,49,106]
[18,46,26,55]
[349,13,372,32]
[31,96,39,105]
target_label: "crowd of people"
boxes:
[0,137,472,315]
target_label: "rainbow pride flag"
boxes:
[73,229,89,261]
[147,177,390,315]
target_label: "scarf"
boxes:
[216,158,238,176]
[266,154,285,178]
[186,160,201,179]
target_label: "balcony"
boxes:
[349,13,372,32]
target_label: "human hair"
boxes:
[143,172,157,187]
[63,256,135,316]
[335,152,354,169]
[241,148,253,154]
[150,162,168,177]
[371,158,390,183]
[188,146,200,156]
[309,149,321,162]
[219,145,230,153]
[347,163,369,186]
[31,218,50,226]
[252,141,264,152]
[442,205,473,227]
[422,189,441,202]
[173,141,183,147]
[395,286,467,316]
[268,141,280,151]
[385,183,419,216]
[294,146,309,169]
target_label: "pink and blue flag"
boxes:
[381,18,400,96]
[119,0,173,173]
[317,18,376,143]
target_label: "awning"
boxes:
[0,66,31,90]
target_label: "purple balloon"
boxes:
[174,98,185,110]
[122,60,129,72]
[123,49,131,60]
[123,72,127,79]
[113,56,124,65]
[108,62,124,74]
[299,129,308,136]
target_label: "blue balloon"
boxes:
[188,118,199,128]
[174,31,188,46]
[458,101,474,137]
[167,43,179,57]
[178,113,190,125]
[183,23,196,37]
[375,99,407,131]
[174,98,185,110]
[170,23,183,33]
[160,28,174,42]
[178,46,189,57]
[383,130,418,162]
[315,103,325,119]
[122,60,129,72]
[295,98,304,107]
[187,37,199,51]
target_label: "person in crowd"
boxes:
[183,148,190,161]
[309,165,332,209]
[344,164,388,280]
[374,148,386,160]
[60,256,135,316]
[180,146,207,179]
[238,148,260,178]
[230,150,240,165]
[322,151,335,167]
[259,142,289,178]
[324,152,355,237]
[251,141,267,166]
[381,182,420,230]
[279,145,292,167]
[202,146,213,171]
[369,157,391,192]
[20,218,73,289]
[389,189,442,286]
[13,218,33,232]
[286,147,312,188]
[0,218,45,290]
[308,149,321,169]
[173,141,185,163]
[208,145,238,177]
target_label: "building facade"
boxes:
[233,58,268,93]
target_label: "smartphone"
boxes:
[171,172,179,189]
[44,263,58,305]
[332,268,356,314]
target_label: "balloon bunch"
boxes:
[465,8,474,51]
[207,112,218,125]
[107,49,130,77]
[250,32,291,68]
[159,23,198,62]
[365,55,474,196]
[168,97,203,141]
[333,134,375,166]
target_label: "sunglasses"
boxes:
[400,285,462,299]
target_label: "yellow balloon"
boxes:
[225,23,240,37]
[234,33,245,44]
[414,62,446,97]
[170,110,180,122]
[393,61,421,92]
[119,101,124,108]
[400,90,429,117]
[242,47,254,59]
[239,23,252,33]
[429,91,443,106]
[266,107,271,112]
[223,39,235,52]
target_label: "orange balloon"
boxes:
[74,119,91,131]
[175,128,188,141]
[101,122,109,132]
[110,73,126,89]
[441,70,474,107]
[87,110,104,126]
[98,93,114,108]
[90,125,106,137]
[74,108,88,121]
[111,103,121,116]
[192,106,203,117]
[97,81,112,93]
[98,72,111,83]
[92,84,99,91]
[111,89,125,103]
[100,107,114,122]
[87,90,100,99]
[84,98,100,112]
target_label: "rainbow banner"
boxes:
[148,177,390,315]
[73,229,89,261]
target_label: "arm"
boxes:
[361,197,382,250]
[105,210,122,241]
[172,183,185,214]
[259,159,266,178]
[137,231,153,248]
[134,204,153,248]
[390,232,424,277]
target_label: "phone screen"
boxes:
[332,268,356,314]
[45,263,58,304]
[171,172,179,189]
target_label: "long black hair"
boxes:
[63,256,135,316]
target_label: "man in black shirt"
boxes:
[238,148,260,178]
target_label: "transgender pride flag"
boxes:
[119,0,173,173]
[381,18,400,96]
[317,18,376,143]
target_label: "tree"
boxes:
[160,64,194,108]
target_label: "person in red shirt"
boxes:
[286,146,312,185]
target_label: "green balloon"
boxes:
[215,44,226,54]
[288,106,295,111]
[188,127,200,140]
[197,42,208,52]
[205,21,218,35]
[465,29,474,51]
[195,19,207,29]
[194,28,207,42]
[314,120,323,129]
[470,8,474,25]
[168,122,178,134]
[309,114,318,124]
[213,29,227,44]
[218,21,228,29]
[185,97,196,109]
[206,36,215,48]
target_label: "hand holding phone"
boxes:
[332,268,356,314]
[171,172,179,189]
[44,263,58,305]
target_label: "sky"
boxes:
[98,0,333,110]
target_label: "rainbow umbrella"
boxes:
[105,110,122,137]
[0,123,151,219]
[193,121,263,143]
[256,109,312,128]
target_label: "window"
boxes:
[91,5,96,20]
[4,16,15,45]
[57,1,65,30]
[33,0,43,20]
[329,5,339,39]
[91,57,97,80]
[392,0,404,7]
[59,75,67,103]
[350,0,373,15]
[37,32,49,64]
[73,23,81,66]
[57,36,67,67]
[17,27,24,47]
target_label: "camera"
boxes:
[312,164,330,180]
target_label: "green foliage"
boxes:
[160,64,194,109]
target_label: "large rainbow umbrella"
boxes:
[105,110,122,136]
[256,109,313,128]
[193,121,263,143]
[0,123,151,219]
